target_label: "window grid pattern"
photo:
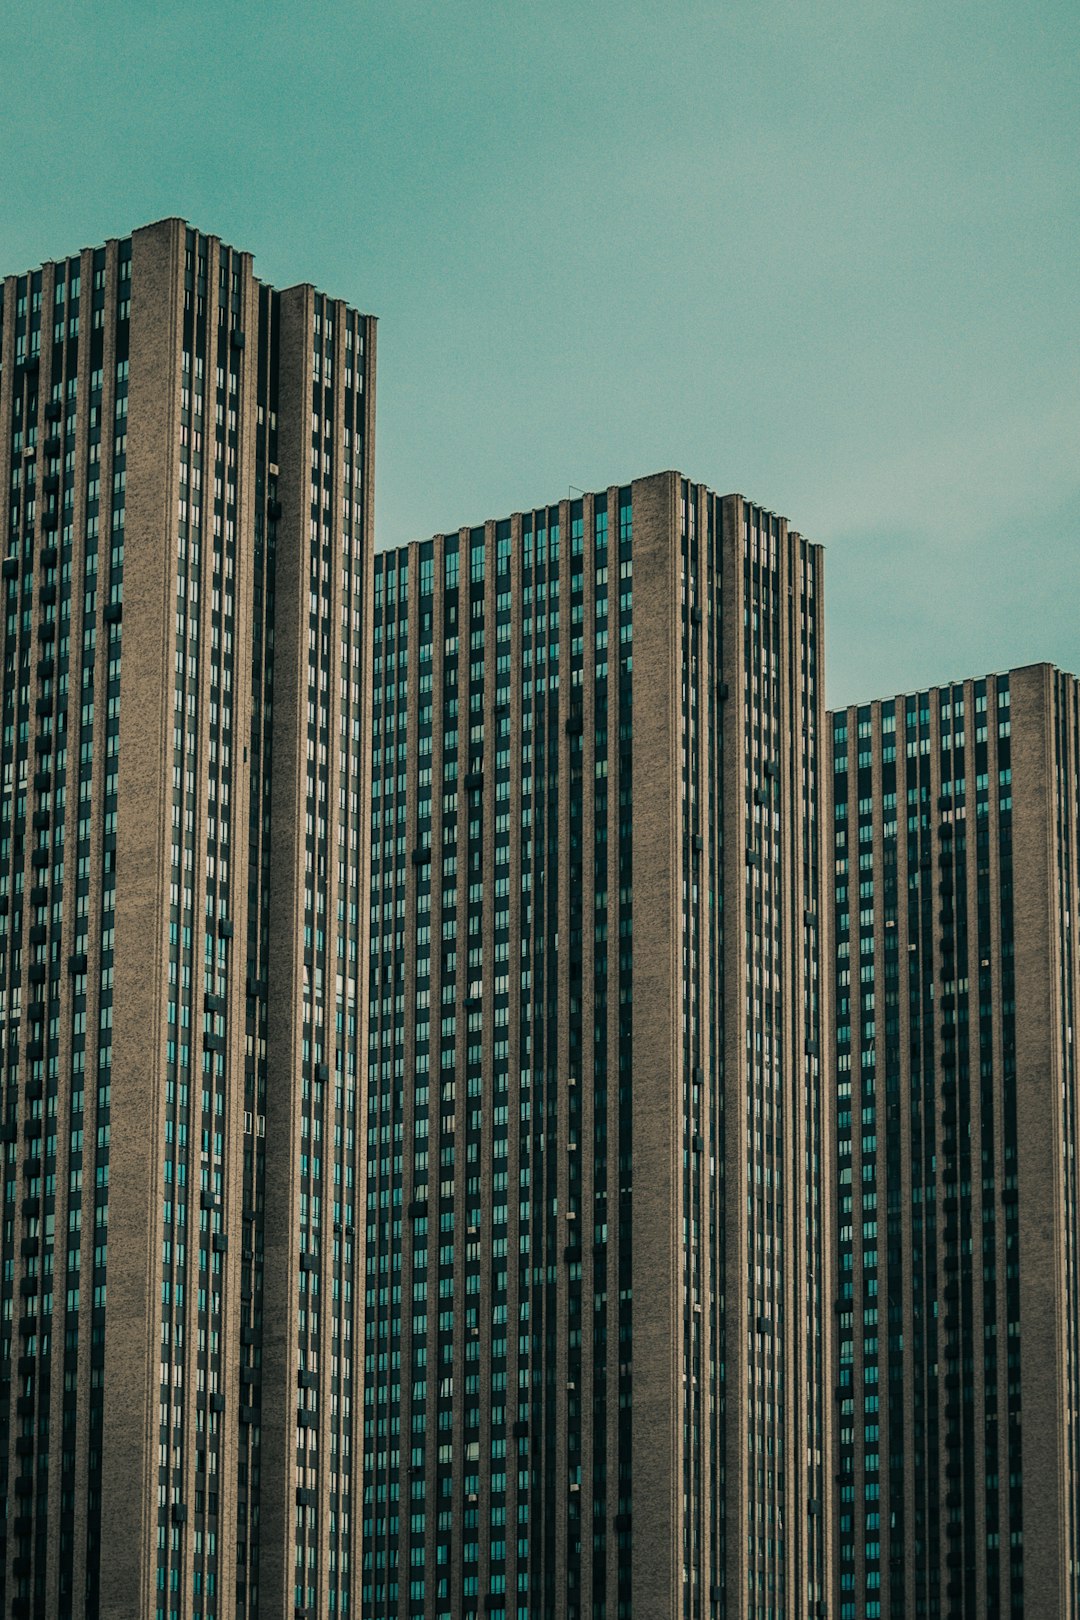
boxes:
[0,238,129,1616]
[830,676,1024,1620]
[365,490,636,1620]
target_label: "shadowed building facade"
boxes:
[828,663,1080,1619]
[0,221,375,1618]
[365,473,830,1620]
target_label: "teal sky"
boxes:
[4,0,1077,706]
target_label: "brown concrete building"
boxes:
[0,221,375,1619]
[366,474,830,1620]
[828,663,1080,1619]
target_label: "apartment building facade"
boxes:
[365,472,830,1620]
[829,663,1080,1619]
[0,219,376,1619]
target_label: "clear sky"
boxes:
[3,0,1076,706]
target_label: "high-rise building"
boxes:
[0,220,376,1619]
[365,473,830,1620]
[828,662,1080,1619]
